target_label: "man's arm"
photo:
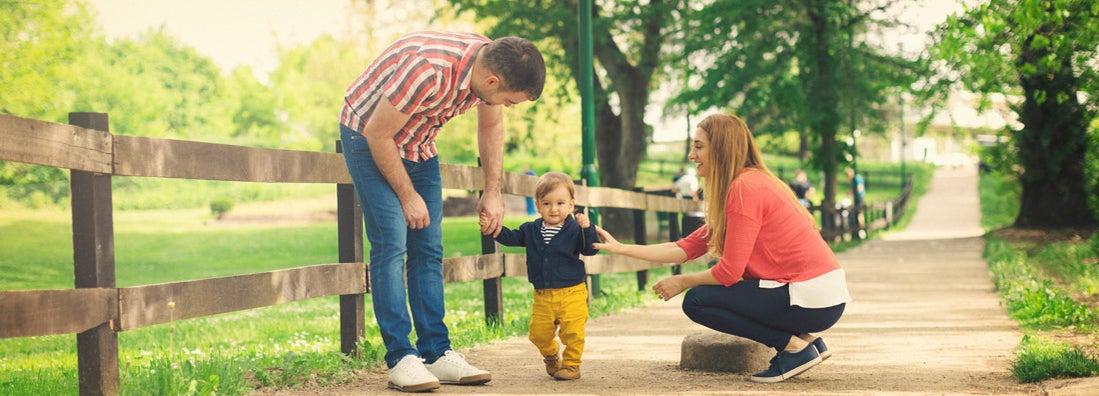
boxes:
[360,99,431,229]
[476,103,505,237]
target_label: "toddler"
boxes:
[481,171,598,380]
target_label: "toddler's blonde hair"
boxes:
[534,172,575,201]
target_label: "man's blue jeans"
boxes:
[340,125,450,368]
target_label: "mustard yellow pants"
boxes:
[529,282,588,368]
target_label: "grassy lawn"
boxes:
[978,171,1099,382]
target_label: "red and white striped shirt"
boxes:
[339,31,488,161]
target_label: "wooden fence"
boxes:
[0,112,912,395]
[0,112,709,395]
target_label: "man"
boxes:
[844,167,866,238]
[338,31,546,392]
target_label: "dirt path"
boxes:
[256,166,1095,395]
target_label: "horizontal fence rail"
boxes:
[0,113,908,395]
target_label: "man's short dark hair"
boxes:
[481,37,546,100]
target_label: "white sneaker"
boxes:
[424,350,492,385]
[388,355,440,392]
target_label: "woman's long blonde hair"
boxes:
[698,114,813,256]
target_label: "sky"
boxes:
[88,0,990,140]
[89,0,354,79]
[89,0,966,75]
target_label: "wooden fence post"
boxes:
[69,112,119,396]
[477,159,503,324]
[335,141,366,356]
[481,226,503,324]
[667,212,682,275]
[632,188,648,291]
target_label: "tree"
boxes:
[669,0,924,225]
[269,35,372,152]
[1,0,98,205]
[75,28,236,141]
[447,0,685,231]
[931,0,1098,227]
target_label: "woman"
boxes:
[593,113,850,383]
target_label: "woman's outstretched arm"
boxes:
[593,226,689,263]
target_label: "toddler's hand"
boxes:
[478,212,489,228]
[575,213,590,228]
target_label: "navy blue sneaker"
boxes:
[812,337,831,361]
[749,345,822,383]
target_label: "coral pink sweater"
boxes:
[676,169,839,286]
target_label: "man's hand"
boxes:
[478,191,505,237]
[402,194,430,229]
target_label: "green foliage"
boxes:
[209,199,234,219]
[268,35,372,152]
[125,353,253,396]
[0,0,98,196]
[979,171,1021,231]
[986,238,1099,331]
[1031,234,1099,300]
[447,0,680,193]
[982,171,1099,330]
[246,352,361,390]
[0,0,97,120]
[931,0,1099,227]
[668,0,925,211]
[1013,335,1099,383]
[981,171,1099,382]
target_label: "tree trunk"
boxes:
[804,3,844,238]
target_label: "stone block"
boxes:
[679,332,772,373]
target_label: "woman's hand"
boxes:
[592,226,621,253]
[652,275,689,301]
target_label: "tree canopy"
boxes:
[930,0,1099,227]
[670,0,925,217]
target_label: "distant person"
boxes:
[483,172,599,381]
[787,169,815,208]
[674,167,700,200]
[674,166,704,235]
[524,166,538,216]
[845,167,866,234]
[672,167,686,183]
[593,113,850,383]
[845,167,865,208]
[339,31,545,392]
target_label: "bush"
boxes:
[209,199,234,219]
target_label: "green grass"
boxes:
[1013,335,1099,383]
[978,170,1021,231]
[0,204,674,395]
[979,170,1099,382]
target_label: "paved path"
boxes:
[265,166,1096,395]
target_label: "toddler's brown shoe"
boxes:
[543,355,560,376]
[553,365,581,380]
